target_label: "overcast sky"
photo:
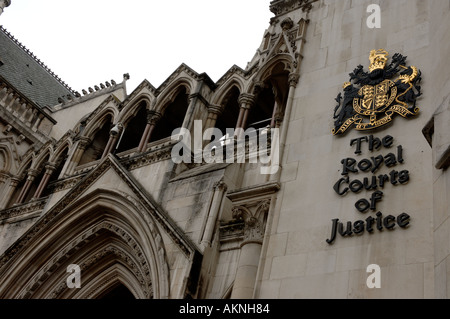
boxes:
[1,0,274,93]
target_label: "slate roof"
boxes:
[0,26,75,108]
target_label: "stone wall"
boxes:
[428,0,450,299]
[257,0,441,298]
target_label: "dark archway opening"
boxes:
[151,87,189,142]
[99,283,135,300]
[247,84,276,131]
[215,86,241,134]
[79,115,113,165]
[247,63,289,131]
[116,103,148,154]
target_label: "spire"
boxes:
[0,0,11,16]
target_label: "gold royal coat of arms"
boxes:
[332,49,422,135]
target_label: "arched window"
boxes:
[248,63,289,130]
[151,87,189,142]
[247,84,276,130]
[79,115,113,165]
[215,86,241,134]
[116,103,148,154]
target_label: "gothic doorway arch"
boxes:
[0,189,171,299]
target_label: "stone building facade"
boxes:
[0,0,449,299]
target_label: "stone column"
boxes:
[181,91,204,132]
[101,132,118,159]
[269,73,299,182]
[32,163,56,199]
[0,173,8,193]
[203,104,223,145]
[65,137,91,175]
[270,100,279,128]
[235,94,256,139]
[201,180,227,248]
[137,110,162,153]
[231,242,262,299]
[15,168,39,205]
[0,176,19,210]
[205,104,223,131]
[230,205,267,299]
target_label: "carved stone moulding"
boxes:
[270,0,316,16]
[0,197,47,223]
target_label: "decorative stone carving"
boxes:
[0,197,47,222]
[146,110,162,125]
[281,17,294,31]
[238,93,256,109]
[270,0,316,16]
[213,179,227,192]
[231,199,271,245]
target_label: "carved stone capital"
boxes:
[27,168,40,179]
[0,173,10,183]
[238,93,256,108]
[270,0,315,17]
[146,110,162,125]
[288,73,300,87]
[44,162,57,174]
[208,104,223,116]
[213,179,227,192]
[231,202,271,245]
[9,177,21,187]
[77,136,92,150]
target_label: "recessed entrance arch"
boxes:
[0,189,171,299]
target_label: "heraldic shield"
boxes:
[332,49,422,135]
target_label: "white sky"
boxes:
[1,0,274,93]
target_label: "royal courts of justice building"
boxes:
[0,0,448,299]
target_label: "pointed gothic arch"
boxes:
[51,135,73,165]
[0,189,170,299]
[246,55,292,130]
[115,100,149,154]
[212,76,246,107]
[82,108,117,141]
[214,85,242,134]
[151,84,191,142]
[156,79,192,115]
[0,144,13,174]
[79,113,114,165]
[119,91,153,117]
